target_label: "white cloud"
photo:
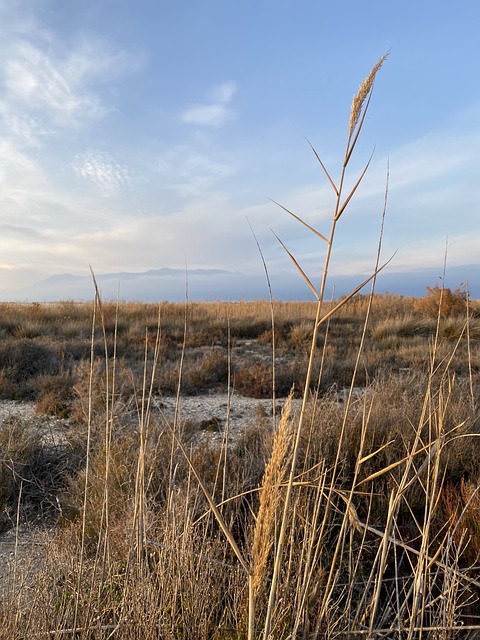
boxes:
[155,146,235,197]
[181,104,231,127]
[72,151,132,194]
[210,81,237,104]
[18,192,262,279]
[0,100,50,147]
[0,13,143,144]
[181,81,237,127]
[0,138,48,195]
[4,41,105,124]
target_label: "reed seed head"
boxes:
[252,392,294,596]
[349,52,388,135]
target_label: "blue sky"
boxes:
[0,0,479,301]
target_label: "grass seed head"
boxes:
[349,52,388,135]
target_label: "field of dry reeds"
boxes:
[1,55,480,639]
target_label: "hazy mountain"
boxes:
[1,264,479,302]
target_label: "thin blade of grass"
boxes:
[272,229,319,300]
[270,199,329,244]
[316,253,396,327]
[247,217,278,430]
[305,138,338,195]
[335,150,374,221]
[357,520,480,590]
[168,424,251,576]
[356,421,466,488]
[357,439,396,465]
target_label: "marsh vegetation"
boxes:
[1,55,480,638]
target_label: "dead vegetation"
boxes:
[0,55,480,639]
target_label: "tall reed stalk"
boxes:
[262,52,389,638]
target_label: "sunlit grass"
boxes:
[1,55,480,639]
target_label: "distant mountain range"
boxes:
[1,264,479,302]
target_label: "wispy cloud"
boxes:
[72,151,132,194]
[155,145,235,197]
[0,100,50,147]
[0,11,143,147]
[181,81,237,127]
[2,38,143,131]
[6,42,98,120]
[0,224,44,239]
[0,138,49,198]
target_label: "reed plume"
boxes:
[252,391,294,597]
[349,52,389,135]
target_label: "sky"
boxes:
[0,0,479,301]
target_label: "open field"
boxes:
[2,58,480,639]
[0,291,480,638]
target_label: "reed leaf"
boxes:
[271,229,319,299]
[306,138,338,195]
[270,198,329,243]
[335,150,374,220]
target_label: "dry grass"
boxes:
[1,309,479,637]
[1,56,480,639]
[0,295,477,406]
[252,392,294,599]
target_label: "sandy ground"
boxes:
[154,392,301,444]
[0,399,36,424]
[0,402,51,599]
[0,387,363,599]
[0,393,300,598]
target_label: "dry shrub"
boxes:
[234,362,273,398]
[58,433,140,549]
[256,328,275,345]
[438,315,480,340]
[183,348,229,392]
[0,338,60,399]
[35,373,76,418]
[230,319,271,340]
[415,284,467,318]
[70,359,137,431]
[0,370,17,399]
[230,414,274,485]
[0,416,84,532]
[15,505,246,640]
[10,320,46,339]
[288,322,314,350]
[371,314,433,340]
[62,337,93,362]
[442,479,480,566]
[186,327,227,347]
[256,324,297,349]
[154,348,229,395]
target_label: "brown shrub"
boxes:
[371,315,434,340]
[0,339,59,387]
[441,479,480,565]
[415,285,466,318]
[35,373,76,418]
[0,416,84,531]
[183,348,229,392]
[234,362,274,398]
